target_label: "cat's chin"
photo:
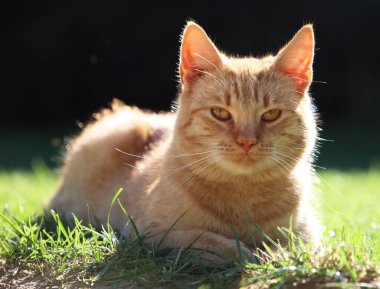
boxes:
[218,155,267,176]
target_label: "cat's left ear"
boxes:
[274,25,315,93]
[179,22,222,85]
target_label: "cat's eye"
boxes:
[261,109,282,122]
[210,107,232,121]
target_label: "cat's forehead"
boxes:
[191,55,291,110]
[222,56,275,74]
[221,56,278,91]
[216,56,280,108]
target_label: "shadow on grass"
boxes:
[1,210,244,289]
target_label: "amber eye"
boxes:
[210,107,232,121]
[261,109,282,122]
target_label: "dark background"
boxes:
[1,0,379,169]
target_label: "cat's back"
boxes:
[49,99,175,226]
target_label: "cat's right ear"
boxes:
[179,22,222,85]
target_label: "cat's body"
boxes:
[49,22,321,260]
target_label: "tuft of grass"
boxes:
[0,166,379,288]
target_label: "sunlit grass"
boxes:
[0,165,379,288]
[0,162,57,217]
[319,170,380,231]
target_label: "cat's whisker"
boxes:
[274,151,302,163]
[267,156,288,177]
[269,156,289,173]
[115,147,145,159]
[180,156,221,187]
[275,151,314,170]
[267,155,292,177]
[270,153,296,171]
[275,156,297,174]
[163,153,219,178]
[262,145,305,151]
[115,148,220,159]
[170,141,219,145]
[187,158,221,188]
[123,162,146,173]
[167,149,218,158]
[275,137,305,145]
[155,155,220,197]
[272,153,296,167]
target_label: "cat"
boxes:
[49,21,321,261]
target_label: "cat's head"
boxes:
[173,22,317,182]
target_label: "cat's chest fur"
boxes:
[181,174,301,233]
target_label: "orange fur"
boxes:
[49,22,321,261]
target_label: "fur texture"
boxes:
[49,22,321,261]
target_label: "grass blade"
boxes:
[107,188,123,232]
[230,225,244,263]
[156,211,187,251]
[117,199,142,241]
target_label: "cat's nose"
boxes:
[236,136,258,154]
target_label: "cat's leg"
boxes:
[144,228,252,262]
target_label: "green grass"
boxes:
[0,164,379,288]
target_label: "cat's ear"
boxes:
[179,22,222,85]
[274,25,315,93]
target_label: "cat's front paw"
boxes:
[225,241,252,262]
[198,239,252,263]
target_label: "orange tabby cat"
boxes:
[49,22,321,260]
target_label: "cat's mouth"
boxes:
[224,152,264,167]
[222,150,264,162]
[216,153,268,175]
[233,154,253,164]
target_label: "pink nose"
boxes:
[237,137,257,154]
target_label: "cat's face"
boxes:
[174,23,317,181]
